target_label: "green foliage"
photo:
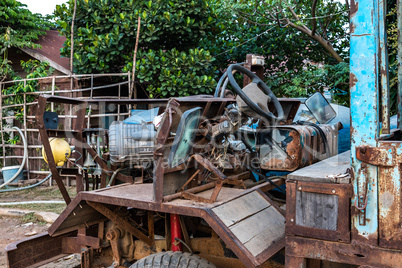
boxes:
[123,48,216,98]
[204,0,348,69]
[3,60,54,106]
[201,0,349,100]
[0,0,52,80]
[387,1,398,115]
[266,62,349,105]
[55,0,219,74]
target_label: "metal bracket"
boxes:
[356,146,396,166]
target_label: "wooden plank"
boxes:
[288,151,350,183]
[229,206,285,257]
[295,191,338,230]
[212,191,271,227]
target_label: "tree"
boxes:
[201,0,349,102]
[0,0,52,81]
[233,0,349,63]
[55,0,220,97]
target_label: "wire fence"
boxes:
[0,73,133,185]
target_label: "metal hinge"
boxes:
[356,146,395,166]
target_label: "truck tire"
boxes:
[130,251,216,268]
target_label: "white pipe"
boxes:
[0,200,65,206]
[0,127,28,189]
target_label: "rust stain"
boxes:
[350,73,358,88]
[261,130,301,171]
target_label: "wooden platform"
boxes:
[47,182,285,267]
[288,151,351,183]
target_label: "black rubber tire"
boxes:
[130,251,216,268]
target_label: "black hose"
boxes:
[234,131,255,154]
[240,162,286,193]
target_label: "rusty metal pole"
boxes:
[350,0,380,245]
[379,0,390,134]
[398,0,402,128]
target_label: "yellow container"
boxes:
[42,138,71,167]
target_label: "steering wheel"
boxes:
[214,63,243,98]
[226,64,284,122]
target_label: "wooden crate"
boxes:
[286,180,352,242]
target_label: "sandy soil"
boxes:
[0,217,80,268]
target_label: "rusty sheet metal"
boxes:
[6,232,76,268]
[286,236,402,267]
[356,146,395,166]
[286,180,352,242]
[350,0,380,244]
[47,183,280,267]
[259,125,338,171]
[378,141,402,249]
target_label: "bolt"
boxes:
[291,218,294,222]
[106,231,116,240]
[332,190,336,194]
[298,187,302,190]
[360,147,367,154]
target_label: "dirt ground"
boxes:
[0,217,81,268]
[0,186,81,267]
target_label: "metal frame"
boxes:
[286,180,352,243]
[284,0,402,266]
[0,73,132,185]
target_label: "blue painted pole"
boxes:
[350,0,380,244]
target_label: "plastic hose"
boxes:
[107,167,124,187]
[0,173,52,193]
[0,127,28,189]
[0,199,65,205]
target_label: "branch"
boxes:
[322,14,333,37]
[287,20,344,62]
[311,0,318,36]
[287,5,310,32]
[237,12,273,27]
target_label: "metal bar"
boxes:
[35,96,71,204]
[350,0,380,244]
[74,107,86,193]
[0,73,130,84]
[148,211,155,244]
[379,0,390,134]
[0,82,5,167]
[2,81,130,97]
[128,71,132,112]
[163,182,216,202]
[118,84,121,121]
[51,76,55,112]
[398,0,402,128]
[23,93,30,180]
[87,74,93,129]
[86,201,153,246]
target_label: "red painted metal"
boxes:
[170,214,183,251]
